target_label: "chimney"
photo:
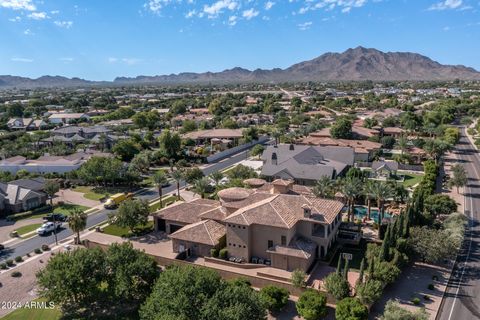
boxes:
[302,204,311,218]
[289,144,294,151]
[271,152,277,165]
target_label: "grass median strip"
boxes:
[102,221,154,238]
[14,223,42,237]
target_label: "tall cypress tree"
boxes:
[343,258,350,280]
[368,257,375,280]
[356,258,365,287]
[380,226,391,262]
[336,255,343,275]
[397,212,405,240]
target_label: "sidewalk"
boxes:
[369,148,464,319]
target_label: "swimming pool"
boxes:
[352,206,391,222]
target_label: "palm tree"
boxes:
[209,171,224,190]
[68,209,87,244]
[313,176,334,199]
[340,177,363,222]
[371,181,394,223]
[193,177,210,199]
[272,129,282,146]
[170,169,184,200]
[397,135,409,156]
[153,170,168,208]
[363,180,376,220]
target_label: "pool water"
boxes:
[353,206,391,222]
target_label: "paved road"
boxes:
[0,149,252,262]
[437,128,480,320]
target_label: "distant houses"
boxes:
[0,151,110,174]
[7,118,47,130]
[48,113,90,124]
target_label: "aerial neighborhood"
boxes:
[0,79,476,320]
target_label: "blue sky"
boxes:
[0,0,479,80]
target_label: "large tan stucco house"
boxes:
[153,179,344,272]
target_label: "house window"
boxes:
[268,240,273,249]
[281,236,286,246]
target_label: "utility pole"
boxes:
[52,214,58,246]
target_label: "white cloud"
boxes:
[23,28,33,35]
[203,0,238,17]
[11,57,34,62]
[242,8,259,19]
[8,16,21,22]
[299,0,367,14]
[28,11,48,20]
[54,20,73,28]
[185,9,196,18]
[429,0,463,10]
[265,1,275,10]
[122,58,142,65]
[228,15,237,25]
[50,10,60,14]
[145,0,168,14]
[60,57,74,62]
[297,21,312,30]
[0,0,36,11]
[108,57,142,65]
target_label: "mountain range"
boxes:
[1,47,479,88]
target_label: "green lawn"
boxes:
[0,299,61,320]
[14,223,42,236]
[103,221,154,238]
[8,204,88,221]
[72,186,107,201]
[52,204,88,216]
[402,173,424,187]
[72,186,129,201]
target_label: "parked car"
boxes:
[43,214,67,222]
[37,222,62,236]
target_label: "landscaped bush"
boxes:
[0,263,7,270]
[14,256,23,263]
[11,271,22,277]
[6,259,14,267]
[291,269,307,288]
[335,297,368,320]
[355,279,383,305]
[428,283,434,290]
[324,272,350,300]
[423,295,430,301]
[296,289,327,320]
[259,285,289,313]
[411,297,421,305]
[41,244,50,251]
[210,248,219,258]
[34,248,42,254]
[218,248,228,260]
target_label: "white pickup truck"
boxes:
[37,222,62,236]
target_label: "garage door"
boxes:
[170,224,183,233]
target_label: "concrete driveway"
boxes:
[55,189,100,208]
